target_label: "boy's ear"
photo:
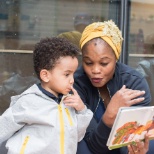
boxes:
[40,69,50,82]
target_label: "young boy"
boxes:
[0,37,93,154]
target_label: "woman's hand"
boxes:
[63,86,85,111]
[127,134,149,154]
[103,85,145,127]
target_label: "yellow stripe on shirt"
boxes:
[58,105,65,154]
[20,136,30,154]
[65,108,73,126]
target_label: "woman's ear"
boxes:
[40,69,50,82]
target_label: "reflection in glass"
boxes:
[0,0,120,113]
[128,0,154,105]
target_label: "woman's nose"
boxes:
[92,65,101,74]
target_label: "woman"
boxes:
[72,20,151,154]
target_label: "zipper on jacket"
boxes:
[94,86,111,113]
[65,108,73,126]
[20,136,30,154]
[58,105,65,154]
[94,89,101,114]
[106,86,111,101]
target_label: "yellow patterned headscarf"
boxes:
[80,20,123,60]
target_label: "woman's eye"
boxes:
[85,62,92,65]
[101,63,108,66]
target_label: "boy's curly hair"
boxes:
[33,37,79,80]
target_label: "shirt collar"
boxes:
[37,83,63,104]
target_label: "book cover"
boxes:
[107,106,154,150]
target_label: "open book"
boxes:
[107,106,154,150]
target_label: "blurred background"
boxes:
[0,0,154,115]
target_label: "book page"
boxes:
[107,106,154,150]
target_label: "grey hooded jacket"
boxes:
[0,84,93,154]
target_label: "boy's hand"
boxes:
[63,86,85,111]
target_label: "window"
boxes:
[127,0,154,105]
[0,0,121,114]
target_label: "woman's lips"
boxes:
[91,78,102,83]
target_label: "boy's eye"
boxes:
[65,73,69,77]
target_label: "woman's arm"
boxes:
[74,83,146,154]
[103,85,146,127]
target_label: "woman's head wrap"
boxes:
[80,20,123,60]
